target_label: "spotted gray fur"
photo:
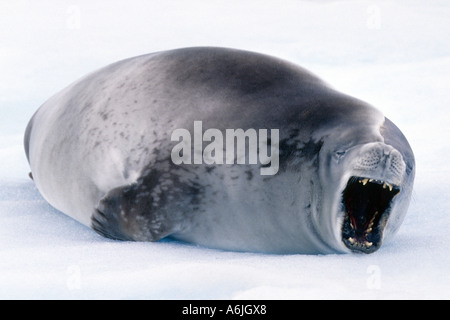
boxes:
[24,47,415,254]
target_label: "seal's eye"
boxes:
[335,150,346,161]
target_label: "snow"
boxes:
[1,0,449,299]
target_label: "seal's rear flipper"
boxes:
[91,183,174,242]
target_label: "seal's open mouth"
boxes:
[342,176,400,253]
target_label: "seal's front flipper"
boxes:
[91,183,175,242]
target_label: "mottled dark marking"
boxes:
[245,169,253,181]
[92,160,206,241]
[205,166,215,174]
[276,135,324,172]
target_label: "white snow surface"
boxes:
[1,0,449,299]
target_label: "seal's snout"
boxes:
[354,143,406,185]
[384,149,406,180]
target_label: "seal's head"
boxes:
[316,101,415,254]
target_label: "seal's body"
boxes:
[24,47,415,254]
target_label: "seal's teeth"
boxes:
[357,178,396,192]
[368,212,377,229]
[381,182,394,191]
[347,237,373,248]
